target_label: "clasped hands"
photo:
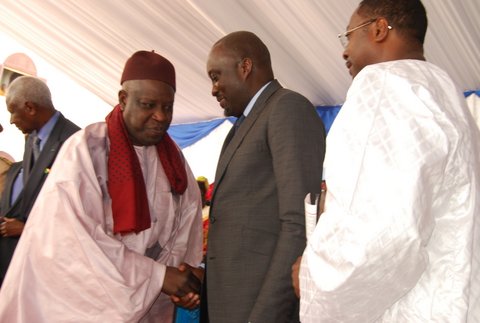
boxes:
[163,263,204,310]
[0,217,25,237]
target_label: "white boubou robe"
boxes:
[0,123,203,323]
[300,60,480,322]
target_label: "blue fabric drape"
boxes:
[168,118,232,149]
[168,108,340,149]
[169,90,479,149]
[465,90,480,97]
[316,105,342,134]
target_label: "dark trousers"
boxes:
[200,265,209,323]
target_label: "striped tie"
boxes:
[32,134,41,161]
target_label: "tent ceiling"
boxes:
[0,0,479,124]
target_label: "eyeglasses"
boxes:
[338,18,376,48]
[337,18,392,48]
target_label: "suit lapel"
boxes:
[213,80,282,198]
[22,115,66,199]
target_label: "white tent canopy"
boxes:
[0,0,479,124]
[0,1,479,181]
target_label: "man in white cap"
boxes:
[0,51,203,322]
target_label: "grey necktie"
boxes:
[23,133,41,184]
[220,115,246,155]
[32,134,41,161]
[233,114,245,135]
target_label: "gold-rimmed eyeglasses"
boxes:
[337,18,392,48]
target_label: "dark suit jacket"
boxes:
[0,113,80,286]
[0,157,12,198]
[205,80,326,323]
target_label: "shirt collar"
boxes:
[37,110,60,142]
[242,81,271,118]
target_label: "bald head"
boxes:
[6,76,56,134]
[207,31,276,117]
[214,31,274,81]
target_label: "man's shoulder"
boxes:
[267,81,314,108]
[65,122,107,146]
[267,86,317,117]
[53,114,81,140]
[362,60,448,84]
[59,114,81,130]
[46,122,108,182]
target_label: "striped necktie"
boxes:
[32,134,41,161]
[23,133,41,184]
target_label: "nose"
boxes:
[0,123,3,133]
[152,109,168,122]
[211,82,218,97]
[342,48,349,61]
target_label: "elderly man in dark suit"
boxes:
[0,76,80,286]
[202,31,326,323]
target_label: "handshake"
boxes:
[163,263,204,309]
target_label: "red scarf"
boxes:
[106,105,187,234]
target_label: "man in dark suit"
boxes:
[202,31,326,323]
[0,76,80,286]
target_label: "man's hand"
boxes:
[178,262,204,283]
[170,291,200,310]
[162,266,201,302]
[0,217,25,237]
[291,256,302,298]
[169,263,204,309]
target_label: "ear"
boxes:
[24,101,37,115]
[373,17,391,43]
[238,58,253,80]
[118,90,127,111]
